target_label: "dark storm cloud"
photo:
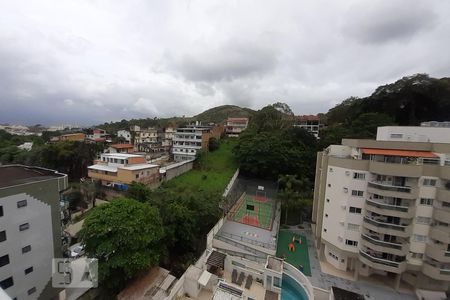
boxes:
[343,1,437,44]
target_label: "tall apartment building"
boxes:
[172,123,223,162]
[312,126,450,291]
[0,165,68,300]
[294,115,322,138]
[88,153,160,188]
[225,117,249,137]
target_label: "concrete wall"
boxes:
[377,126,450,143]
[162,160,194,181]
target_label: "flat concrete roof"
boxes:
[101,153,143,158]
[0,165,66,188]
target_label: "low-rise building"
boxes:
[117,130,131,143]
[106,144,134,154]
[225,118,249,137]
[59,133,86,142]
[17,142,33,151]
[0,165,68,300]
[294,115,322,138]
[85,129,108,142]
[88,153,159,188]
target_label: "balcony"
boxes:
[367,181,417,199]
[433,209,450,224]
[359,250,407,273]
[363,216,411,237]
[365,199,415,218]
[369,160,423,177]
[426,242,450,263]
[436,188,450,204]
[360,234,408,256]
[430,226,450,244]
[422,262,450,281]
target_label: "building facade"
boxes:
[105,144,134,154]
[312,126,450,291]
[88,153,160,188]
[117,130,131,143]
[294,115,322,139]
[59,133,85,142]
[172,123,223,162]
[0,165,68,300]
[225,117,249,137]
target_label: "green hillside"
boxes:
[194,105,255,123]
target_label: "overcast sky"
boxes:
[1,0,449,125]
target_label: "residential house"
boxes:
[312,126,450,291]
[225,117,249,137]
[106,144,134,154]
[59,133,86,142]
[85,129,108,143]
[0,165,68,300]
[88,153,159,188]
[117,130,131,143]
[294,115,322,139]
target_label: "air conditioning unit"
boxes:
[345,171,350,176]
[343,188,348,193]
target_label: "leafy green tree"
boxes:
[272,102,294,115]
[79,198,165,291]
[350,112,395,138]
[126,182,152,202]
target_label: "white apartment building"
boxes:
[294,115,322,139]
[312,126,450,291]
[117,130,131,143]
[0,165,68,300]
[172,125,211,162]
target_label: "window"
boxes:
[329,168,334,173]
[420,198,433,206]
[390,133,403,139]
[28,287,36,295]
[0,206,3,217]
[347,223,360,231]
[0,277,13,290]
[414,234,428,242]
[328,184,331,187]
[373,194,384,199]
[343,187,348,193]
[410,252,424,259]
[17,199,27,208]
[19,223,30,231]
[24,266,33,275]
[0,231,6,242]
[353,173,365,180]
[22,245,31,254]
[349,207,362,214]
[135,174,139,179]
[416,216,431,225]
[423,178,437,186]
[326,198,330,203]
[324,228,327,232]
[273,276,281,288]
[329,252,338,260]
[345,239,358,247]
[351,190,364,197]
[0,255,9,267]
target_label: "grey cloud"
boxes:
[342,1,437,44]
[173,39,278,83]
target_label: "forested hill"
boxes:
[326,74,450,126]
[98,105,255,133]
[318,74,450,147]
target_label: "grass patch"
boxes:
[163,139,238,194]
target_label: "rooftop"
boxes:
[296,115,320,121]
[227,118,248,122]
[101,153,143,158]
[0,165,66,188]
[110,143,134,149]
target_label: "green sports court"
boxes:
[276,230,311,276]
[228,192,274,230]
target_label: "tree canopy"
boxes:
[79,198,165,291]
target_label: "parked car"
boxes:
[68,243,85,258]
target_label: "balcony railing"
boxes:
[361,234,403,250]
[359,250,405,268]
[366,199,409,212]
[363,216,409,232]
[368,181,411,193]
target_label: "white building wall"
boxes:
[377,126,450,143]
[322,166,368,260]
[0,193,54,300]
